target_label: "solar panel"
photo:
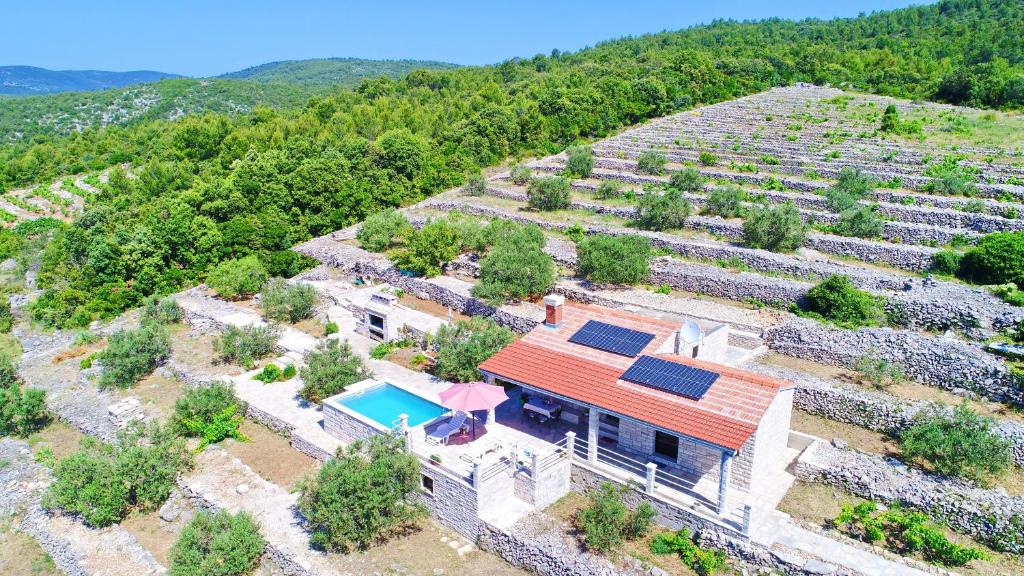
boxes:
[568,320,655,357]
[620,355,719,400]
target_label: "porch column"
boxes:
[717,451,733,515]
[565,431,576,460]
[486,409,495,425]
[587,409,599,463]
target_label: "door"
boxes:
[654,430,679,461]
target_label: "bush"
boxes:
[595,180,623,199]
[924,158,979,196]
[565,145,594,177]
[392,218,461,277]
[299,339,372,403]
[929,250,963,276]
[853,352,905,388]
[172,382,246,448]
[0,299,12,333]
[742,202,807,252]
[0,352,18,388]
[577,234,652,285]
[900,403,1011,484]
[576,482,655,553]
[433,317,514,383]
[472,235,555,305]
[44,423,191,527]
[667,168,705,192]
[0,384,48,437]
[260,277,318,323]
[510,164,531,185]
[324,321,339,335]
[298,434,424,552]
[463,173,487,196]
[634,188,691,231]
[636,150,667,175]
[213,324,280,369]
[649,528,727,575]
[98,322,171,389]
[880,104,900,133]
[832,205,885,238]
[140,296,183,324]
[168,510,265,576]
[356,209,412,252]
[958,232,1024,286]
[701,186,748,218]
[803,275,885,328]
[526,176,571,211]
[205,255,268,300]
[698,151,718,166]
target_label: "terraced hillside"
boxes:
[0,171,101,225]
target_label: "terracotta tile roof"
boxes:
[478,303,790,452]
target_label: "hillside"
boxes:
[1,0,1023,326]
[219,57,458,85]
[0,65,180,96]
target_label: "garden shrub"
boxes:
[636,150,667,175]
[472,236,555,305]
[392,218,461,277]
[510,164,531,185]
[667,168,705,192]
[98,322,172,389]
[140,295,184,324]
[635,188,692,231]
[698,151,718,166]
[576,482,655,553]
[463,173,487,196]
[299,339,372,403]
[0,352,18,388]
[835,501,987,567]
[356,209,412,252]
[324,321,339,335]
[929,250,963,276]
[297,434,424,552]
[853,352,905,388]
[742,202,807,252]
[433,317,514,383]
[650,528,727,575]
[900,403,1011,484]
[565,145,594,177]
[803,275,885,328]
[213,324,280,369]
[595,180,623,199]
[832,205,885,238]
[44,423,191,527]
[168,510,265,576]
[260,277,318,323]
[0,299,12,333]
[0,382,48,437]
[526,176,571,211]
[990,283,1024,306]
[825,167,875,212]
[958,231,1024,286]
[206,255,268,300]
[577,234,652,285]
[924,157,979,196]
[172,382,247,448]
[701,185,748,218]
[565,223,586,243]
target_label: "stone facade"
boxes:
[750,388,795,486]
[416,459,482,540]
[322,396,383,444]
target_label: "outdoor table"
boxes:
[524,397,561,419]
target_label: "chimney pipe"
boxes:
[544,294,564,327]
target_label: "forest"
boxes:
[2,0,1023,328]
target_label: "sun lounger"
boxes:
[425,411,468,445]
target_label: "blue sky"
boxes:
[5,1,926,77]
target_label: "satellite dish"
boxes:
[680,320,702,344]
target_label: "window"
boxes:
[420,474,434,494]
[654,430,679,461]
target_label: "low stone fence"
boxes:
[478,521,630,576]
[796,441,1024,554]
[764,318,1023,405]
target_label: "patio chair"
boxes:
[425,411,468,445]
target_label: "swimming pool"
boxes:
[334,383,447,428]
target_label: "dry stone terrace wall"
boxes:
[796,441,1024,555]
[421,198,1024,332]
[765,318,1023,405]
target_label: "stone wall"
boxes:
[796,440,1024,554]
[478,521,630,576]
[750,388,795,486]
[322,400,382,444]
[416,460,482,540]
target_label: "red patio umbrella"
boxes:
[438,381,509,440]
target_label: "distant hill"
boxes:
[0,65,181,96]
[218,57,458,86]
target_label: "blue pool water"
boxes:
[336,383,447,428]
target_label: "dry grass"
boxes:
[119,509,176,567]
[220,420,320,490]
[27,420,83,461]
[0,518,58,576]
[113,372,186,423]
[779,482,1024,576]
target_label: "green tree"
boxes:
[357,209,412,252]
[577,234,652,285]
[206,256,269,300]
[565,145,594,177]
[634,188,692,231]
[299,339,372,403]
[297,434,424,552]
[169,510,265,576]
[172,382,247,448]
[576,482,655,553]
[636,151,667,175]
[463,173,488,196]
[825,167,875,212]
[260,277,318,323]
[392,218,461,277]
[433,317,514,383]
[595,180,623,199]
[510,164,531,186]
[701,186,748,218]
[742,202,807,252]
[803,275,885,328]
[472,229,555,305]
[97,322,172,389]
[880,104,900,133]
[833,205,885,238]
[667,168,705,192]
[140,296,184,325]
[527,176,572,211]
[0,384,48,437]
[213,324,280,369]
[901,403,1012,484]
[958,231,1024,286]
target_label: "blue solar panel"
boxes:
[568,320,655,357]
[620,355,719,400]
